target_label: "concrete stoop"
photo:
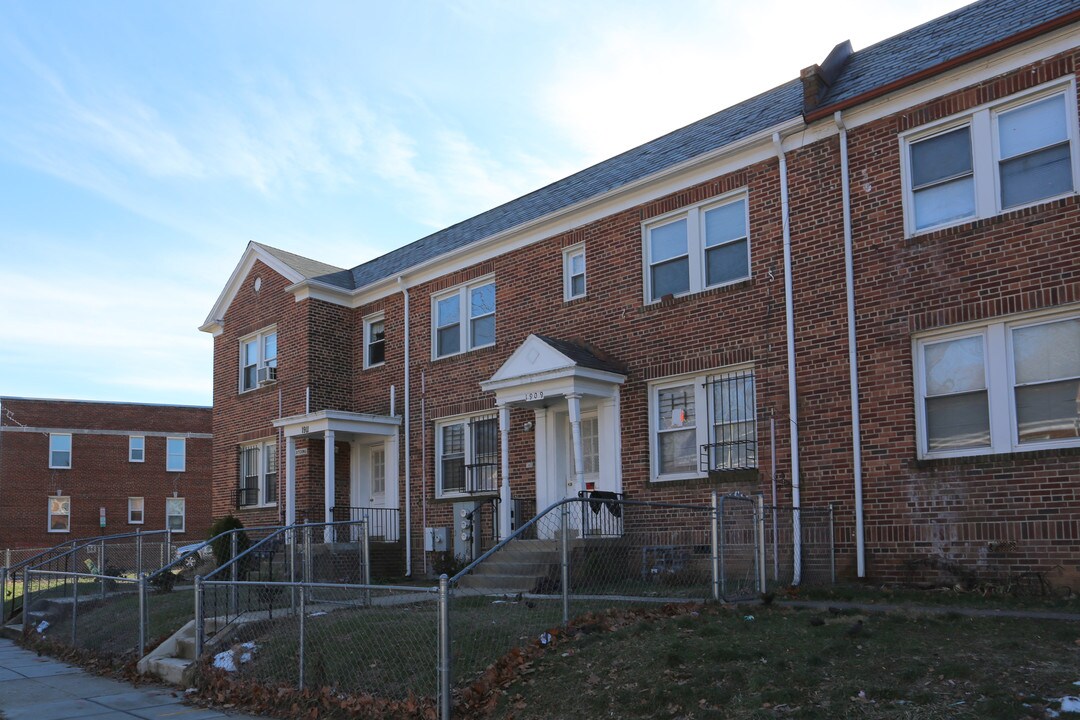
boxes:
[457,539,567,594]
[138,618,199,685]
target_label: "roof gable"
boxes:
[200,242,321,335]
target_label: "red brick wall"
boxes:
[0,397,212,549]
[789,51,1080,586]
[207,49,1080,588]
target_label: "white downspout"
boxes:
[773,132,802,586]
[398,277,412,577]
[835,111,866,578]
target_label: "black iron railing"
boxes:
[237,486,260,507]
[577,490,625,537]
[330,506,401,542]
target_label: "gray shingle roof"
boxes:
[254,242,356,290]
[345,79,804,290]
[277,0,1077,295]
[534,335,626,375]
[820,0,1080,108]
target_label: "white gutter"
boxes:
[398,277,412,577]
[773,132,802,586]
[834,111,866,578]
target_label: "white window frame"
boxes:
[48,495,71,533]
[563,243,586,301]
[166,497,186,533]
[434,411,499,498]
[642,191,751,304]
[49,433,72,469]
[431,276,496,359]
[239,440,278,507]
[239,325,278,392]
[363,312,386,369]
[128,497,144,525]
[914,307,1080,459]
[648,365,756,482]
[129,435,145,463]
[900,80,1080,236]
[166,437,186,472]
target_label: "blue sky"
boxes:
[0,0,969,406]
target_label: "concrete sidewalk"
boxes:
[0,638,266,720]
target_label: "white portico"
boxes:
[480,335,626,539]
[273,410,401,540]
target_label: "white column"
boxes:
[498,404,512,540]
[567,394,586,496]
[286,436,297,526]
[324,430,336,542]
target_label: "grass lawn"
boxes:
[494,603,1080,719]
[36,587,196,659]
[791,582,1079,613]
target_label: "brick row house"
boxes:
[0,397,213,550]
[201,0,1080,587]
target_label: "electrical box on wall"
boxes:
[425,527,448,552]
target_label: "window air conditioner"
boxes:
[257,366,277,384]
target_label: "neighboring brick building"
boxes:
[201,0,1080,587]
[0,397,213,550]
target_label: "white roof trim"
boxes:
[273,409,401,438]
[199,242,307,335]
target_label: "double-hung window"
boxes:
[915,310,1080,458]
[238,441,278,507]
[129,436,145,462]
[563,244,586,301]
[436,413,499,496]
[650,367,757,481]
[903,84,1078,234]
[364,313,386,368]
[166,497,186,532]
[49,433,72,469]
[644,194,750,302]
[128,497,144,524]
[166,437,186,472]
[433,278,495,358]
[240,327,278,391]
[48,496,71,532]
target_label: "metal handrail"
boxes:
[449,495,714,585]
[27,529,173,573]
[148,524,284,581]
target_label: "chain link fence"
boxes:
[2,537,102,624]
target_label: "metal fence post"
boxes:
[289,528,297,615]
[4,548,10,568]
[71,578,79,646]
[362,521,371,607]
[756,494,766,594]
[298,583,306,690]
[138,574,147,657]
[229,533,239,617]
[303,523,312,585]
[829,503,836,584]
[719,496,727,599]
[560,503,570,625]
[22,570,32,635]
[0,567,6,622]
[99,541,106,600]
[136,529,143,578]
[194,576,204,659]
[710,490,720,602]
[438,574,451,720]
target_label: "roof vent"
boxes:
[801,40,853,114]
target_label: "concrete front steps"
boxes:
[457,539,566,593]
[138,618,200,685]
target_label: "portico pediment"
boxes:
[480,335,625,404]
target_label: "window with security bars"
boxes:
[437,413,500,496]
[238,441,277,506]
[702,369,757,472]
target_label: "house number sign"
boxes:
[301,425,309,434]
[525,391,545,401]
